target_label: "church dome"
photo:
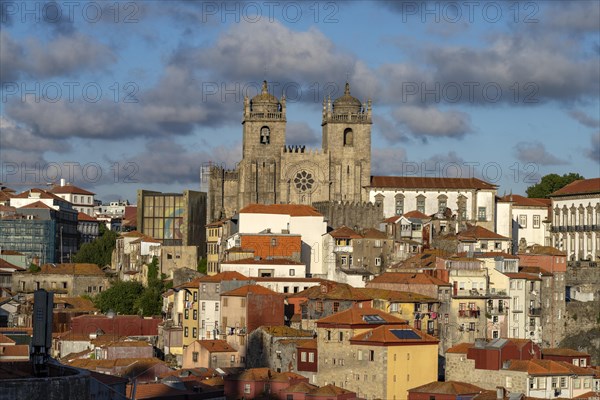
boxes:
[249,81,281,113]
[332,82,362,114]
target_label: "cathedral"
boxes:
[208,81,373,222]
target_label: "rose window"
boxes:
[294,170,314,192]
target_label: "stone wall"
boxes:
[561,301,600,365]
[445,353,526,393]
[313,201,383,230]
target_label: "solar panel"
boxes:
[390,329,421,340]
[362,314,386,323]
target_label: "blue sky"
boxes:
[1,0,599,203]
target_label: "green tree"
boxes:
[94,281,144,315]
[72,224,117,266]
[197,258,207,274]
[526,173,584,198]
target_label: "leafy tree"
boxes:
[94,281,145,315]
[526,173,584,198]
[134,286,164,316]
[72,224,117,266]
[28,263,40,273]
[197,258,207,274]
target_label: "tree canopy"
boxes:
[94,281,145,315]
[72,224,117,266]
[526,173,584,198]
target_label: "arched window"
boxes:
[260,126,270,144]
[343,128,353,146]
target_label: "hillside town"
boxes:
[1,82,599,400]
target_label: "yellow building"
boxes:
[179,278,201,348]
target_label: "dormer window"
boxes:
[260,126,270,144]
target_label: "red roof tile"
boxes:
[409,380,483,395]
[195,340,237,353]
[0,334,16,344]
[12,188,65,201]
[350,324,438,345]
[0,344,29,358]
[240,204,323,217]
[499,194,551,207]
[316,305,406,326]
[77,212,98,222]
[221,284,278,297]
[49,184,95,195]
[457,225,509,241]
[198,271,250,282]
[520,245,566,256]
[0,259,25,271]
[222,258,303,265]
[360,228,388,239]
[446,342,472,354]
[329,225,361,239]
[34,263,105,276]
[368,272,451,286]
[507,359,594,376]
[18,201,53,210]
[403,210,431,219]
[550,178,600,196]
[308,384,355,396]
[542,348,590,357]
[370,176,497,190]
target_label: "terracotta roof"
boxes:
[446,342,472,354]
[89,370,129,386]
[195,340,237,353]
[288,282,371,301]
[259,326,314,337]
[282,381,319,394]
[550,178,600,196]
[68,357,164,370]
[350,324,438,345]
[12,188,65,201]
[239,204,323,217]
[328,225,362,239]
[77,212,98,222]
[221,284,278,297]
[18,200,56,210]
[499,194,551,207]
[370,176,496,190]
[49,184,95,195]
[507,359,594,376]
[122,206,137,227]
[229,368,304,383]
[198,271,250,282]
[403,210,431,219]
[32,263,105,276]
[101,340,152,348]
[542,348,590,357]
[409,380,483,395]
[120,230,146,238]
[575,391,600,399]
[0,334,15,344]
[296,339,317,349]
[368,272,451,286]
[457,225,509,241]
[384,215,402,224]
[126,382,196,399]
[53,297,97,311]
[0,344,29,358]
[316,305,406,326]
[520,245,566,256]
[0,250,24,255]
[360,228,388,239]
[519,266,553,277]
[222,257,304,265]
[308,384,354,396]
[0,258,25,271]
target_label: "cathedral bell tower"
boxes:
[238,81,287,208]
[322,82,372,202]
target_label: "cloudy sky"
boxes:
[1,0,599,202]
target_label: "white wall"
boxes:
[221,262,306,278]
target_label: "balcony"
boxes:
[459,310,481,318]
[334,245,353,253]
[528,308,542,316]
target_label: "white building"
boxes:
[369,176,497,232]
[49,179,96,216]
[220,258,306,279]
[237,204,328,276]
[549,178,600,261]
[496,194,550,254]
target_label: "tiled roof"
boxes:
[370,176,497,190]
[101,340,152,348]
[358,288,438,303]
[328,225,362,239]
[446,342,472,354]
[89,370,129,386]
[519,266,553,277]
[0,344,29,358]
[575,391,600,399]
[229,368,303,382]
[68,357,164,370]
[368,272,451,286]
[258,326,314,337]
[499,194,551,207]
[221,284,277,297]
[239,204,323,217]
[19,200,55,210]
[316,305,406,326]
[0,258,25,271]
[456,251,519,259]
[360,228,387,239]
[198,271,250,282]
[384,215,402,224]
[520,245,566,256]
[195,340,237,353]
[457,225,509,241]
[120,231,145,238]
[0,250,24,255]
[282,381,318,393]
[351,324,438,345]
[550,178,600,196]
[126,382,196,399]
[53,297,97,311]
[34,263,105,276]
[0,334,15,344]
[403,210,431,219]
[308,384,354,396]
[542,348,589,357]
[222,257,304,265]
[49,184,95,195]
[77,212,98,222]
[12,188,65,201]
[503,272,541,281]
[409,380,483,395]
[507,359,594,376]
[288,282,371,301]
[296,339,317,349]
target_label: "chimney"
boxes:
[60,178,66,187]
[496,386,505,400]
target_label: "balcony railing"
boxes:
[528,308,542,316]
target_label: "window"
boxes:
[533,215,540,228]
[438,195,447,213]
[478,207,486,221]
[215,284,220,293]
[375,257,382,266]
[184,309,189,319]
[308,352,314,363]
[339,331,344,342]
[193,291,198,301]
[560,377,567,388]
[244,383,251,394]
[341,256,347,266]
[193,310,197,320]
[316,301,324,313]
[417,195,426,213]
[184,327,189,337]
[260,126,270,144]
[192,327,197,338]
[301,351,307,362]
[395,194,404,215]
[327,330,331,341]
[241,298,246,307]
[202,302,206,311]
[333,302,340,312]
[551,377,558,389]
[192,352,198,362]
[358,350,363,361]
[223,298,228,307]
[518,214,527,228]
[574,378,581,389]
[215,302,219,311]
[369,350,375,361]
[289,269,295,276]
[271,238,277,246]
[493,330,499,338]
[202,284,206,292]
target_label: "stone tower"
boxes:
[322,82,372,202]
[238,81,286,209]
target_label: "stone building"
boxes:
[208,81,373,222]
[245,326,314,373]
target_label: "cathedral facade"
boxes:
[208,81,373,222]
